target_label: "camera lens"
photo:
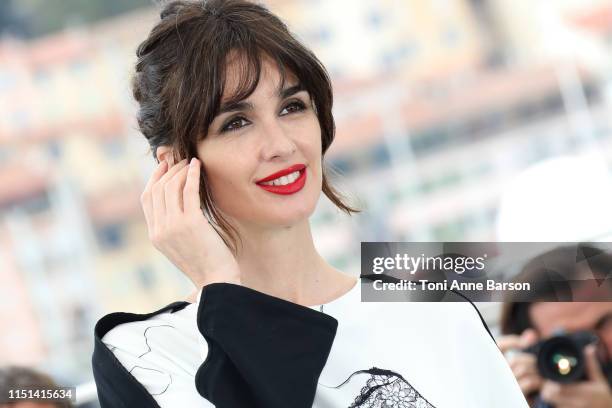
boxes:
[537,336,585,383]
[549,350,577,376]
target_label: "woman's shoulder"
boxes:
[94,300,189,341]
[98,301,205,363]
[92,299,214,407]
[100,302,194,341]
[343,279,495,337]
[326,284,497,344]
[92,300,212,406]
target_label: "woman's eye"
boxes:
[220,101,307,133]
[221,117,250,133]
[280,100,306,115]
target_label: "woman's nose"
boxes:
[259,119,297,159]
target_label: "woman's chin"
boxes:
[276,211,312,226]
[263,206,315,227]
[224,195,317,228]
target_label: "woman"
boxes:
[91,0,529,407]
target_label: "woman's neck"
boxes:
[233,218,357,306]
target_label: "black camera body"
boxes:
[523,330,608,384]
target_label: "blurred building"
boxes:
[473,0,612,68]
[267,0,486,80]
[0,7,191,386]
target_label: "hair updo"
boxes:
[131,0,361,254]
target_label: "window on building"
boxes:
[396,42,418,60]
[441,26,462,48]
[47,139,62,159]
[329,156,354,175]
[33,66,50,85]
[95,223,125,250]
[20,191,51,215]
[411,127,448,154]
[366,10,384,30]
[316,26,332,43]
[0,69,16,92]
[0,190,52,214]
[101,138,124,159]
[137,264,156,290]
[370,143,391,168]
[69,58,88,75]
[12,109,29,130]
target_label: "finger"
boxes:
[547,395,586,408]
[519,328,539,348]
[509,352,537,368]
[517,374,543,395]
[166,154,175,166]
[152,159,188,228]
[144,159,169,193]
[553,381,594,395]
[184,157,202,215]
[166,163,190,218]
[540,381,586,407]
[584,344,606,383]
[508,352,537,372]
[142,160,168,232]
[511,355,539,378]
[540,380,563,405]
[159,158,188,184]
[548,401,579,408]
[496,335,522,353]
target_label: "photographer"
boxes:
[0,365,72,408]
[497,244,612,408]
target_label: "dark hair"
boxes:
[131,0,361,254]
[0,365,72,407]
[500,243,612,335]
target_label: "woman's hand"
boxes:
[140,157,242,292]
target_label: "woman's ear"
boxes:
[156,146,175,165]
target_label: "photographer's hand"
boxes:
[540,345,612,408]
[140,158,242,293]
[498,329,543,401]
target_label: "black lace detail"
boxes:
[337,367,436,408]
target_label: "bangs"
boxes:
[217,48,291,113]
[199,26,324,138]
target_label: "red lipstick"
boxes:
[255,164,307,195]
[255,164,306,183]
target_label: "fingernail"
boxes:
[190,158,197,166]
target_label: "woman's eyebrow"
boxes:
[218,100,254,115]
[217,82,305,115]
[278,82,305,99]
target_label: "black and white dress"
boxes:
[92,280,529,407]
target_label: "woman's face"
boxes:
[197,57,323,230]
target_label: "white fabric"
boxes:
[101,282,529,407]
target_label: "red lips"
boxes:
[255,164,306,184]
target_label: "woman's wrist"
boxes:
[186,262,242,289]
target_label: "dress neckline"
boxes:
[306,276,359,310]
[180,277,360,311]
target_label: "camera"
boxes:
[523,330,609,384]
